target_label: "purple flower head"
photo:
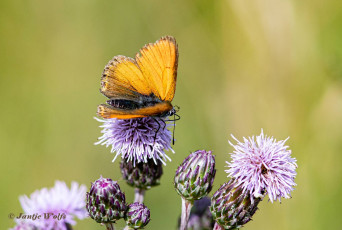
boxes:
[225,130,297,203]
[86,176,126,223]
[95,117,174,165]
[11,181,87,230]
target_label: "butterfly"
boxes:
[97,36,179,120]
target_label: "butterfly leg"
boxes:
[165,113,180,145]
[173,113,180,144]
[152,117,166,144]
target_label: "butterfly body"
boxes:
[98,36,179,119]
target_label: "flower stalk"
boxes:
[105,223,115,230]
[179,197,193,230]
[134,188,145,203]
[213,223,224,230]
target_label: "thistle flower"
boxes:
[226,129,297,203]
[95,117,174,165]
[120,158,163,189]
[10,222,37,230]
[86,176,126,223]
[210,179,263,229]
[124,202,150,229]
[175,150,216,230]
[11,181,87,230]
[174,150,216,202]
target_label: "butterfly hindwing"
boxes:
[97,102,173,119]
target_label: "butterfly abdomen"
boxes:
[107,95,164,111]
[107,99,140,110]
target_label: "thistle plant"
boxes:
[94,114,175,207]
[91,111,176,229]
[9,124,298,230]
[174,150,216,230]
[86,176,127,229]
[95,117,174,165]
[124,202,151,229]
[210,179,263,229]
[10,181,87,230]
[226,130,297,203]
[209,130,297,229]
[120,158,163,203]
[120,159,163,190]
[178,197,215,230]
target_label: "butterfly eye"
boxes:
[166,106,180,117]
[167,108,176,117]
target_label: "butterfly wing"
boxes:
[136,36,178,101]
[101,55,152,100]
[97,102,173,119]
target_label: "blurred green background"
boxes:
[1,0,342,229]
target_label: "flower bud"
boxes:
[210,179,264,229]
[125,202,150,229]
[174,150,216,202]
[120,159,163,189]
[86,176,127,223]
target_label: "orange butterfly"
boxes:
[97,36,179,120]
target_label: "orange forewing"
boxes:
[136,36,178,101]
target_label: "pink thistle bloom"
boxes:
[11,181,87,230]
[10,222,36,230]
[225,130,297,203]
[95,117,174,165]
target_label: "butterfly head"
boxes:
[163,105,179,118]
